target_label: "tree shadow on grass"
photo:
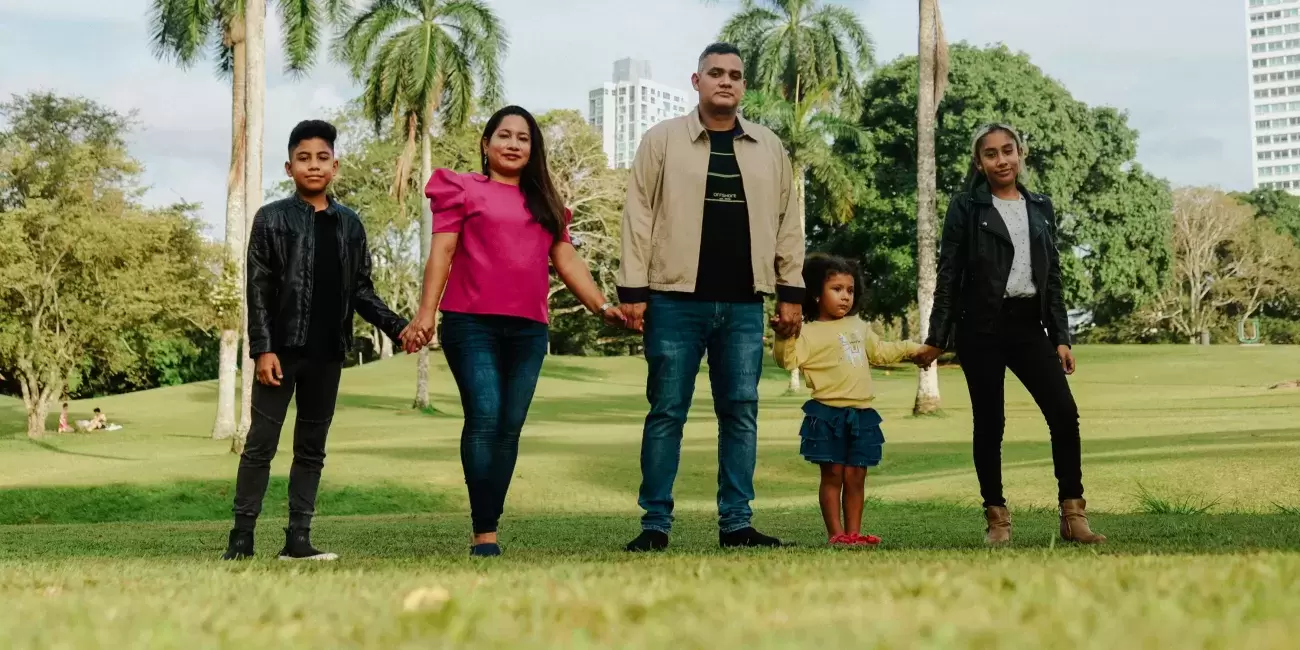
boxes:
[0,478,455,527]
[506,427,1300,505]
[539,359,612,383]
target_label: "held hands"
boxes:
[255,353,283,387]
[400,311,436,354]
[913,344,943,368]
[600,304,628,328]
[619,302,647,333]
[769,302,803,339]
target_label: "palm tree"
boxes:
[148,0,345,442]
[914,0,948,415]
[717,0,873,109]
[336,0,507,411]
[742,84,866,391]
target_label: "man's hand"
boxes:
[770,302,802,339]
[1058,345,1076,375]
[255,353,283,387]
[914,344,943,368]
[620,302,647,333]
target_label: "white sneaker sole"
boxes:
[278,552,338,561]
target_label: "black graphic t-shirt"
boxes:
[693,126,759,303]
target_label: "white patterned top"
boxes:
[993,195,1037,298]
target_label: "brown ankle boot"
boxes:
[984,506,1011,546]
[1059,498,1106,544]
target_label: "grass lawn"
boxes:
[1,345,1299,648]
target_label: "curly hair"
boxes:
[801,253,865,322]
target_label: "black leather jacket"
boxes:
[246,195,407,358]
[926,181,1071,351]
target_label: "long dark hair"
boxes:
[962,122,1028,192]
[801,253,866,322]
[480,105,565,240]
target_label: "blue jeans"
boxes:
[440,311,548,534]
[638,294,765,534]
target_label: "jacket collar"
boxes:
[970,179,1045,206]
[687,106,757,142]
[290,193,339,214]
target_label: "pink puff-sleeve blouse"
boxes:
[426,168,571,324]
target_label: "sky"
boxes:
[0,0,1253,237]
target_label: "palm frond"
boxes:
[436,29,474,129]
[439,0,508,108]
[335,0,409,78]
[148,0,217,68]
[277,0,322,75]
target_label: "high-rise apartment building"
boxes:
[588,58,692,169]
[1250,0,1300,192]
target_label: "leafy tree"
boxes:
[1145,187,1249,345]
[0,94,216,438]
[535,110,634,354]
[337,0,508,410]
[1233,187,1300,246]
[148,0,345,440]
[817,44,1173,334]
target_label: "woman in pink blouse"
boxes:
[405,105,623,557]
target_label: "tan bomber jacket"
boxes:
[614,108,806,304]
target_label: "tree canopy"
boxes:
[811,44,1173,328]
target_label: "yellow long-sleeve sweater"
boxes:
[774,318,921,409]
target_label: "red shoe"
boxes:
[849,532,881,546]
[828,533,855,546]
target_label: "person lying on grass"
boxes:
[773,254,923,547]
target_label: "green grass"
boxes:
[1,344,1300,648]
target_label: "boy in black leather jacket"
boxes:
[222,120,421,561]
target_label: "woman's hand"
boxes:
[601,305,627,328]
[1057,345,1076,375]
[914,344,943,368]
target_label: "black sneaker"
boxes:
[625,530,670,552]
[277,527,338,561]
[720,527,782,548]
[470,543,502,557]
[221,529,254,560]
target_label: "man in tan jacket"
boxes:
[617,42,805,552]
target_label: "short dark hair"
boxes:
[801,253,865,321]
[288,119,337,154]
[93,408,101,413]
[698,42,743,70]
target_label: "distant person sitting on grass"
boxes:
[223,119,424,563]
[913,123,1104,546]
[76,408,107,432]
[774,255,923,547]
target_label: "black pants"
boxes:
[232,351,343,530]
[958,299,1083,508]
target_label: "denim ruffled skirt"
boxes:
[798,400,885,467]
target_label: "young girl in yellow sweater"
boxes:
[774,254,923,546]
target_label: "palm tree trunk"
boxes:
[213,18,248,441]
[234,0,265,454]
[413,125,433,410]
[787,165,807,393]
[914,0,942,416]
